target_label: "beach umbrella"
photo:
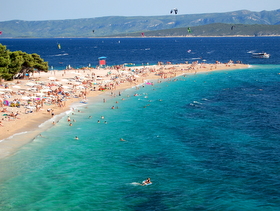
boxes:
[35,93,45,96]
[25,106,36,109]
[0,88,12,91]
[41,89,52,92]
[76,85,85,89]
[53,82,61,85]
[26,82,36,86]
[30,96,41,99]
[12,85,21,89]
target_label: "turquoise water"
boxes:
[1,65,280,210]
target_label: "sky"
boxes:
[1,0,280,22]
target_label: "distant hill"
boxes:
[114,23,280,37]
[1,9,280,38]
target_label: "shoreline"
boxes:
[2,35,280,39]
[0,62,249,159]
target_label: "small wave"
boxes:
[38,103,86,128]
[54,53,69,57]
[38,111,66,128]
[247,50,256,54]
[207,50,215,54]
[2,131,28,141]
[193,101,202,104]
[130,182,141,186]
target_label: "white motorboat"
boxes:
[251,52,270,58]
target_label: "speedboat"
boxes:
[251,52,270,58]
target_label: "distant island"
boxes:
[1,9,280,38]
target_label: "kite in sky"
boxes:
[170,8,178,14]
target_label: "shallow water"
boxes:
[0,65,280,210]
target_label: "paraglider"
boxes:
[170,8,178,14]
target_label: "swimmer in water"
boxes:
[142,178,151,186]
[75,136,79,140]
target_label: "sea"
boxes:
[0,37,280,210]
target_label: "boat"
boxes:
[251,52,270,58]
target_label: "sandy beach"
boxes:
[0,62,249,159]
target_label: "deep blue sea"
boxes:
[0,37,280,210]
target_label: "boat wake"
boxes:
[54,53,69,57]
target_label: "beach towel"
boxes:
[3,100,9,106]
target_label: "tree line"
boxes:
[0,43,48,81]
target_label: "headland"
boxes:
[0,61,249,159]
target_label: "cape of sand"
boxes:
[0,62,249,159]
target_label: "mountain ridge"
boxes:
[1,9,280,37]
